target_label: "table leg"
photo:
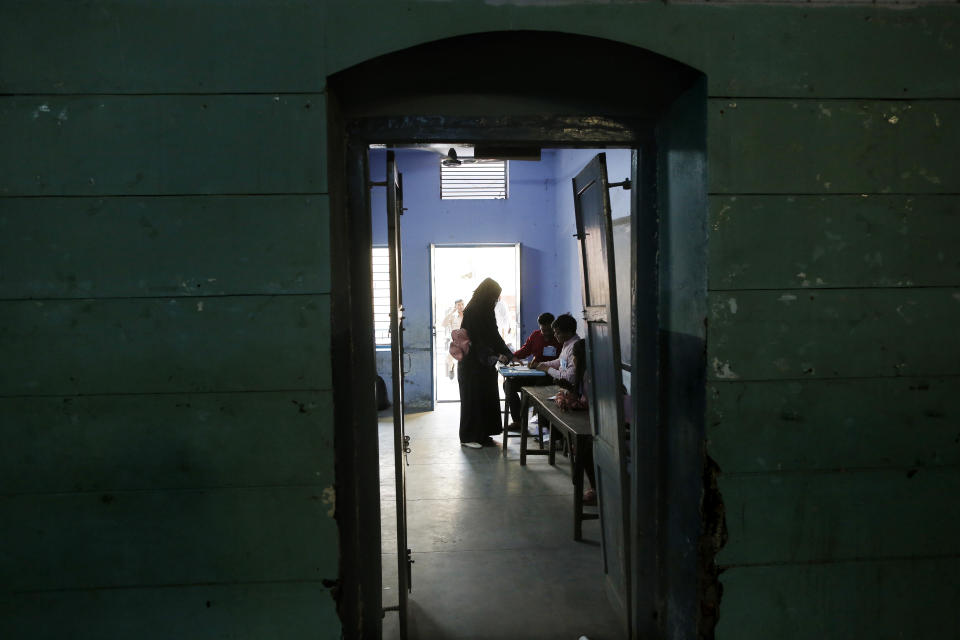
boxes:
[502,378,511,435]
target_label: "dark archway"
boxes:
[333,31,698,119]
[327,31,710,640]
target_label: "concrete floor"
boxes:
[379,403,623,640]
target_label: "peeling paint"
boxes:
[818,104,832,118]
[934,113,941,127]
[918,168,941,184]
[196,301,204,312]
[727,298,738,314]
[778,294,798,303]
[888,115,900,125]
[321,486,336,517]
[713,202,733,232]
[712,358,739,380]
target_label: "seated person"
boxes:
[534,313,580,387]
[556,337,596,505]
[503,312,562,427]
[536,316,596,504]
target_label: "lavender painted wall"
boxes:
[369,147,632,409]
[369,148,560,409]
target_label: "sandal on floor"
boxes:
[461,441,482,449]
[582,489,597,505]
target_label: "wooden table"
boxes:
[519,384,598,541]
[498,364,548,457]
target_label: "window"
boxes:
[441,160,508,200]
[372,247,391,347]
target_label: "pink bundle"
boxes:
[448,328,471,361]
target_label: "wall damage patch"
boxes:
[321,485,336,517]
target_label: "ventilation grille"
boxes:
[441,161,508,200]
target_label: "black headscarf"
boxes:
[464,277,502,315]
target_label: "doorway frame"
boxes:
[430,241,522,404]
[328,84,707,640]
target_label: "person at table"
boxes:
[458,278,513,449]
[503,312,562,427]
[556,337,597,505]
[534,313,581,387]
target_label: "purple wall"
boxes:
[369,148,559,409]
[369,147,632,409]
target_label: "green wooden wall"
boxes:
[0,2,338,638]
[2,1,958,638]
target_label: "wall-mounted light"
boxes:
[441,148,462,167]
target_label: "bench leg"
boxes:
[548,424,556,466]
[573,447,584,541]
[519,394,530,465]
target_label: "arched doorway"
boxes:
[327,31,710,640]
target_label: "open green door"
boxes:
[386,151,412,638]
[572,152,630,636]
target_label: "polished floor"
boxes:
[379,402,622,640]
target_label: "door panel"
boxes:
[572,153,630,635]
[386,151,411,639]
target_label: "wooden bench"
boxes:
[519,384,598,541]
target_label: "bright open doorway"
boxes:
[431,243,520,402]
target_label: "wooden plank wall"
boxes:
[3,2,959,638]
[0,2,339,639]
[707,97,960,636]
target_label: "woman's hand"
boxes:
[498,354,510,364]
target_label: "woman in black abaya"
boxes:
[457,278,513,448]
